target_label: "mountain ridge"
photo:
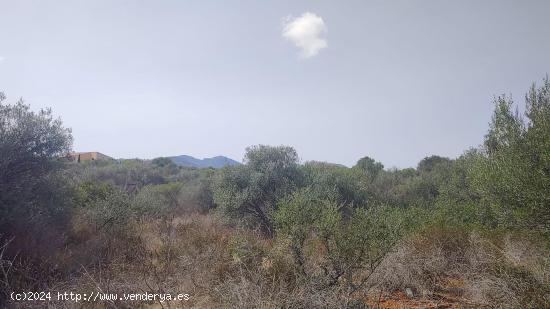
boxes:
[168,154,240,168]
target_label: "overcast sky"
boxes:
[1,1,549,168]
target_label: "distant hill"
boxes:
[168,155,240,168]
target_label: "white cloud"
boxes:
[282,12,327,58]
[0,56,4,62]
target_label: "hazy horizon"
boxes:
[1,0,549,168]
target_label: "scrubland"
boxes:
[1,78,550,308]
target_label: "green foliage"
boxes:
[430,151,495,228]
[213,145,301,235]
[73,181,117,208]
[483,96,524,155]
[73,181,133,231]
[274,188,327,271]
[69,159,166,188]
[133,182,184,216]
[403,155,453,207]
[417,155,451,174]
[365,156,452,209]
[275,188,408,294]
[152,157,177,168]
[470,77,550,233]
[365,168,414,207]
[177,168,215,212]
[301,161,368,206]
[353,156,384,180]
[0,92,73,236]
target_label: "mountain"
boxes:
[168,155,240,168]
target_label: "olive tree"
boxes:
[0,93,72,231]
[213,145,301,236]
[470,77,550,232]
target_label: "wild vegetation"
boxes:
[1,78,549,308]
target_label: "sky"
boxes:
[1,0,549,168]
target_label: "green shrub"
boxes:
[275,188,408,295]
[469,77,550,233]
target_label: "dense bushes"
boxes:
[275,189,408,294]
[469,78,550,232]
[302,161,368,206]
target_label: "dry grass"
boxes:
[371,226,550,308]
[6,216,550,308]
